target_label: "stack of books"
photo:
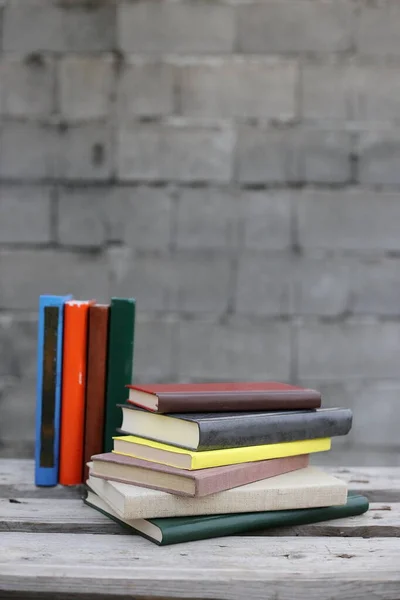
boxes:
[85,382,369,545]
[34,294,136,487]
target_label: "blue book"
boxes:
[35,294,72,486]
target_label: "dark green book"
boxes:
[103,298,136,453]
[84,490,369,546]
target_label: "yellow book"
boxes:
[112,435,331,470]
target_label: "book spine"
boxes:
[150,391,322,413]
[59,301,92,485]
[103,298,136,453]
[196,409,353,451]
[83,305,110,481]
[35,295,72,487]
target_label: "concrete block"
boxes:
[0,185,51,244]
[170,252,232,314]
[0,315,37,379]
[237,0,353,54]
[298,321,400,379]
[301,64,352,121]
[297,130,352,184]
[357,1,400,57]
[292,257,353,317]
[117,60,175,118]
[3,0,116,52]
[176,188,239,250]
[180,58,296,120]
[353,66,400,122]
[108,248,232,314]
[0,378,35,458]
[57,187,109,247]
[236,126,296,184]
[0,122,58,179]
[59,56,114,121]
[133,316,177,382]
[0,250,110,310]
[118,0,235,54]
[296,189,400,251]
[118,123,234,183]
[58,123,113,181]
[108,248,172,312]
[178,318,292,381]
[240,190,292,251]
[358,131,400,186]
[348,381,400,448]
[352,258,400,316]
[121,186,173,252]
[236,253,293,316]
[0,56,55,118]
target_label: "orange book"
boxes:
[59,300,94,485]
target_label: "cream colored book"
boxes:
[87,466,348,520]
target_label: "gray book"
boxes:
[118,405,353,451]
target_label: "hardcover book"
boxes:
[119,405,352,451]
[87,466,348,520]
[89,452,309,497]
[59,300,94,485]
[83,304,110,481]
[112,435,331,470]
[35,294,72,486]
[84,490,369,546]
[127,381,321,413]
[103,298,136,453]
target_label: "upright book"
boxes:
[59,300,93,485]
[83,304,110,481]
[103,298,136,453]
[119,405,352,450]
[35,294,72,486]
[113,435,331,470]
[87,466,348,519]
[127,382,321,413]
[89,452,309,497]
[84,490,369,546]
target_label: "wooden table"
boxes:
[1,460,400,600]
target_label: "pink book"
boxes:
[88,452,309,497]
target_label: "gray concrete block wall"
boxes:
[0,0,399,464]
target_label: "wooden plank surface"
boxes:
[1,497,399,538]
[0,460,82,498]
[1,533,400,600]
[326,466,400,501]
[1,460,400,599]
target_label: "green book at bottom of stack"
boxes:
[84,489,369,546]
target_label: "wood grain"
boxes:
[1,498,399,537]
[0,534,400,599]
[1,460,400,599]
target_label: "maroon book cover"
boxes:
[83,304,110,481]
[89,452,310,497]
[126,381,321,413]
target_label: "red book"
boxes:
[59,300,94,485]
[83,304,110,481]
[126,382,321,413]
